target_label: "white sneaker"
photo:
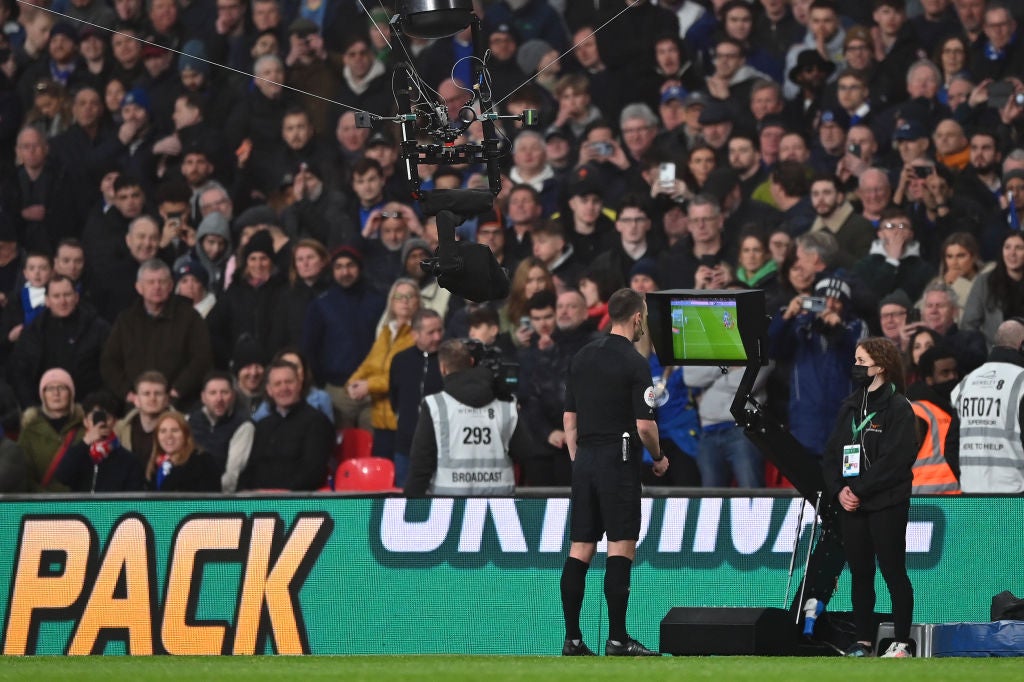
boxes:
[881,641,912,658]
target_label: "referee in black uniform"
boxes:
[560,288,669,657]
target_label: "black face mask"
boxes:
[932,378,959,401]
[850,364,874,387]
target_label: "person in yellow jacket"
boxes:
[346,277,420,458]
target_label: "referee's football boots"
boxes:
[605,637,660,656]
[562,639,597,656]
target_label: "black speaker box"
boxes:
[660,607,809,656]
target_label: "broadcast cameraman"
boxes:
[404,338,531,496]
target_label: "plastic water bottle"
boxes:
[803,598,824,636]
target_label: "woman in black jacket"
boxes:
[823,336,917,658]
[145,411,220,492]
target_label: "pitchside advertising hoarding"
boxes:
[0,495,1019,656]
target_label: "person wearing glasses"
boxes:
[853,207,936,303]
[590,194,660,288]
[18,368,85,492]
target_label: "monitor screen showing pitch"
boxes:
[669,297,747,362]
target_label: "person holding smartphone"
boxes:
[53,392,144,493]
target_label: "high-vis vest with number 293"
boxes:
[426,392,517,495]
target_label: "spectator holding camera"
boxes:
[768,275,868,457]
[53,391,144,493]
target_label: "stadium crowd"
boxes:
[0,0,1022,494]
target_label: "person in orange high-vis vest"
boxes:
[905,346,961,494]
[910,400,959,494]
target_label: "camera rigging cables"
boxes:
[16,0,388,121]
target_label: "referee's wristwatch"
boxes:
[651,452,665,462]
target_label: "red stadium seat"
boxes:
[335,427,374,462]
[334,457,397,492]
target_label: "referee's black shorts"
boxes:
[569,444,643,543]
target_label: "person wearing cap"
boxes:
[552,171,615,266]
[768,273,868,457]
[77,25,111,85]
[302,245,386,429]
[696,101,733,157]
[115,87,158,191]
[177,209,231,295]
[812,109,849,173]
[854,206,936,303]
[366,130,412,201]
[878,289,914,350]
[139,36,178,129]
[174,257,215,318]
[891,121,932,201]
[281,156,356,250]
[10,273,110,410]
[207,229,286,368]
[783,2,845,100]
[17,367,85,492]
[782,48,835,133]
[101,258,213,405]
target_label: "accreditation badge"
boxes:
[842,444,861,478]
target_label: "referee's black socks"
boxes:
[604,555,632,643]
[560,557,589,641]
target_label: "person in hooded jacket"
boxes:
[175,210,232,295]
[823,336,917,658]
[206,230,286,367]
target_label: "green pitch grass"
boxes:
[0,656,1021,682]
[672,304,745,362]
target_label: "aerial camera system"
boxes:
[354,1,538,302]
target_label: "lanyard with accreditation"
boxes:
[843,409,876,478]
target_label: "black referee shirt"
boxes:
[564,334,656,447]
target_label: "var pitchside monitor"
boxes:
[646,289,768,366]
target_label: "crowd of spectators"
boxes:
[1,0,1023,494]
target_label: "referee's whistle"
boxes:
[622,432,629,462]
